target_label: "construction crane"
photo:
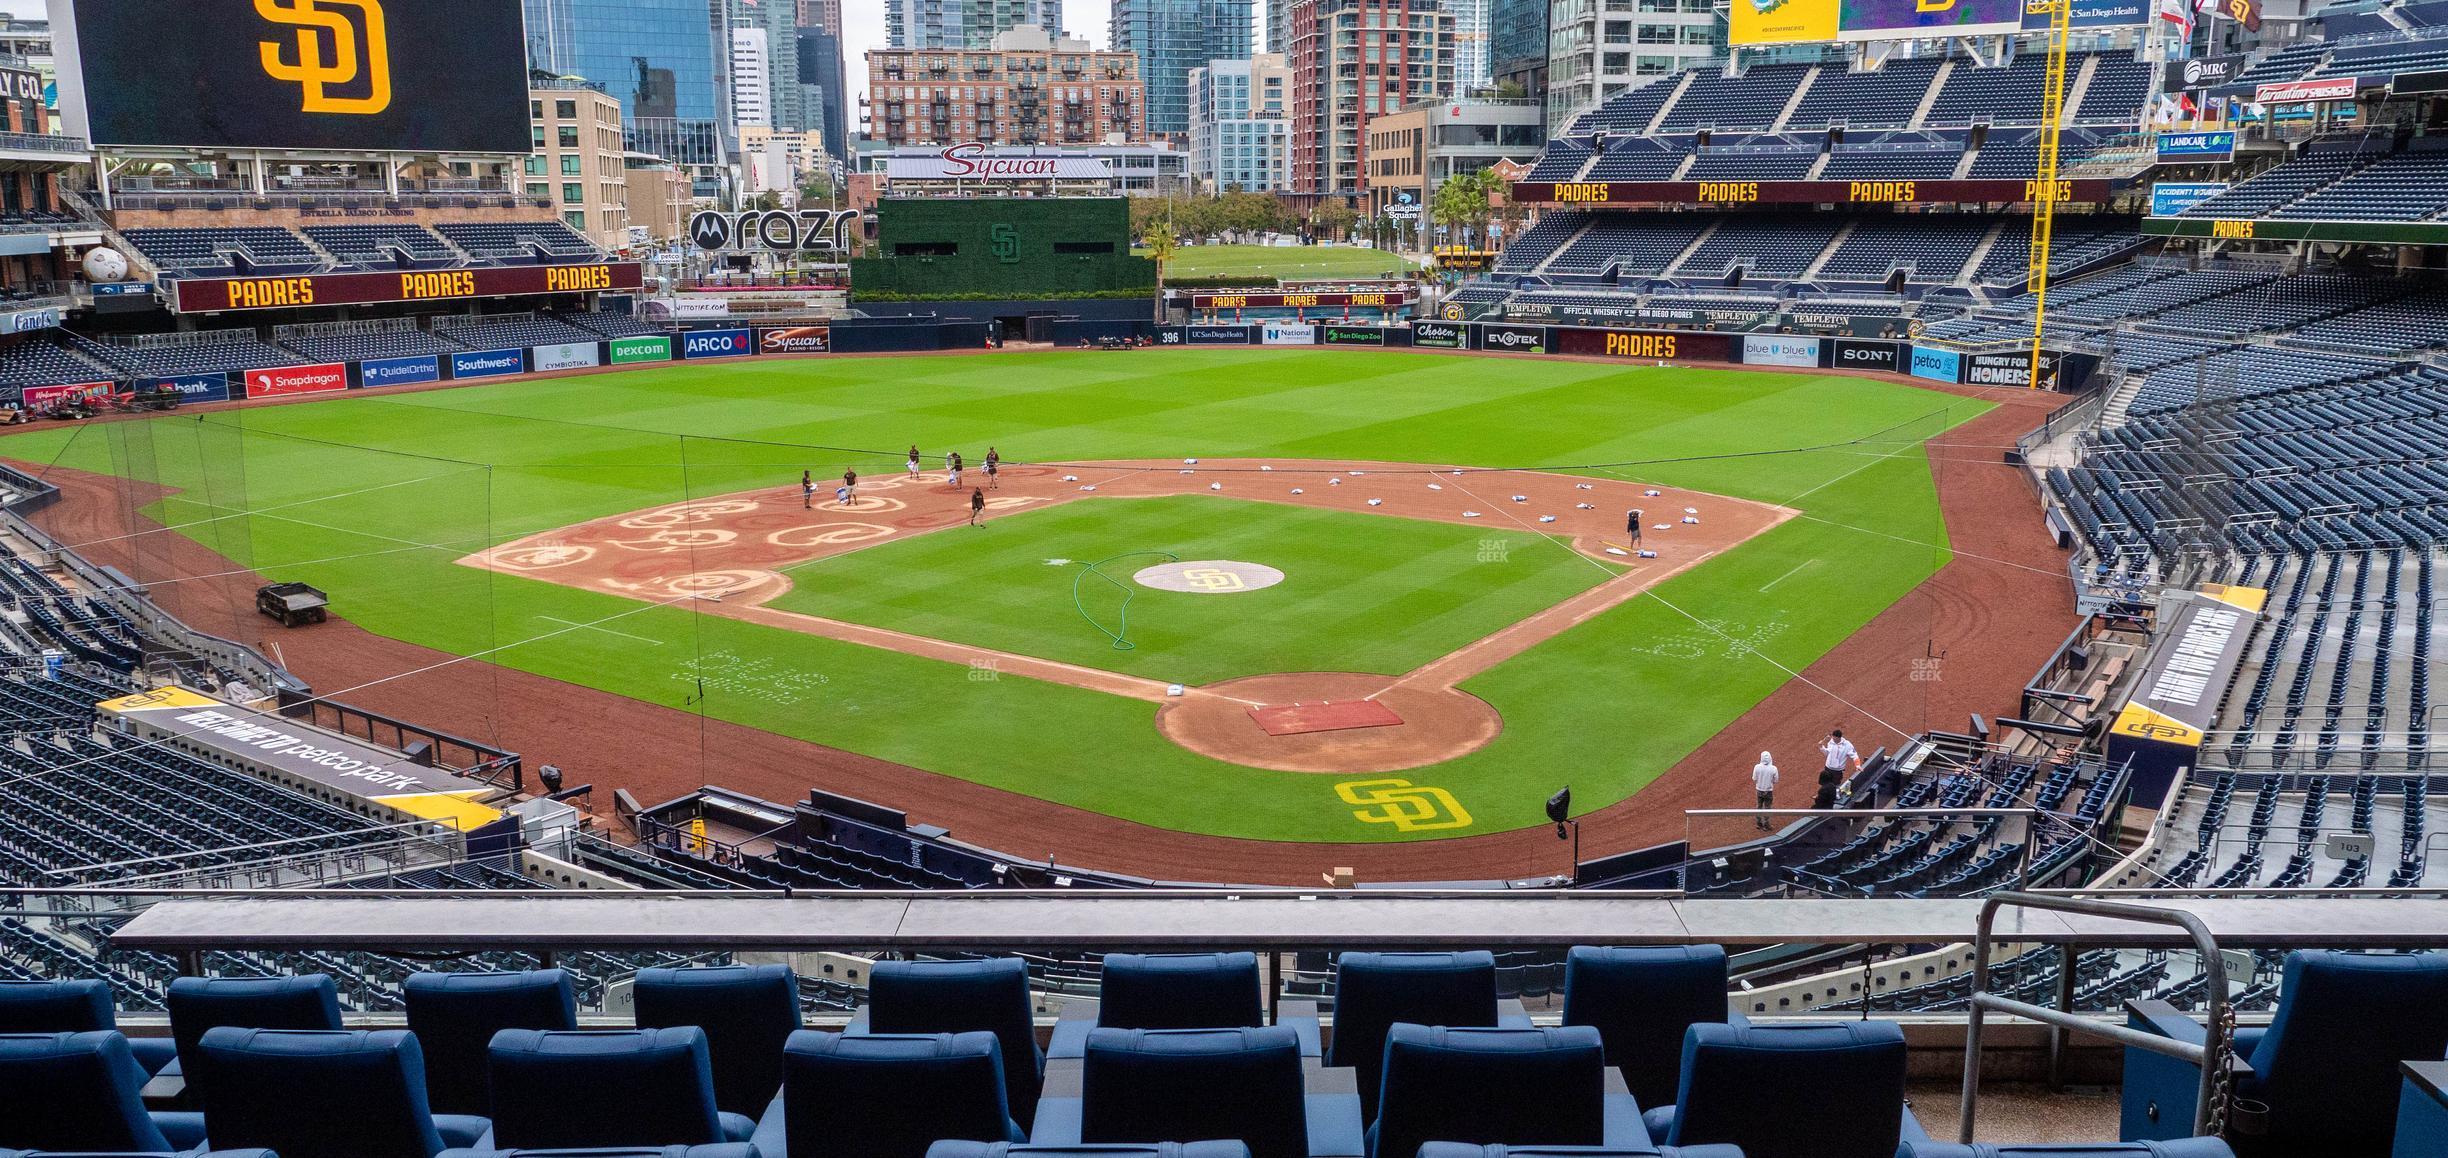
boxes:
[2025,0,2075,390]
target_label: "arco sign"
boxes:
[689,209,861,254]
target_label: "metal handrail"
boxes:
[1960,892,2230,1142]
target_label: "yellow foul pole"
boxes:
[2026,0,2074,389]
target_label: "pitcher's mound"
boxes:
[1249,698,1405,736]
[1159,672,1501,773]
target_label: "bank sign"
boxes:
[1742,335,1821,368]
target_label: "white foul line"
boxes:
[536,615,664,646]
[1759,560,1815,593]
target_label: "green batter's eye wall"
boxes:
[849,197,1160,300]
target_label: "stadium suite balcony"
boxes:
[0,130,88,167]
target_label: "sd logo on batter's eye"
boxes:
[1181,568,1246,592]
[1337,779,1474,833]
[256,0,392,115]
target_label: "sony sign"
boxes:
[689,209,861,254]
[941,142,1063,179]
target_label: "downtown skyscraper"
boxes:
[885,0,1067,49]
[1109,0,1256,139]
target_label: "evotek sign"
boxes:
[689,209,860,254]
[256,0,392,115]
[1477,324,1548,354]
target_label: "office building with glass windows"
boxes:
[1188,54,1290,192]
[523,0,732,170]
[1110,0,1256,140]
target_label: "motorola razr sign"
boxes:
[690,209,861,253]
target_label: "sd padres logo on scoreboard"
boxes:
[255,0,392,115]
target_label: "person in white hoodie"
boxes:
[1751,751,1780,831]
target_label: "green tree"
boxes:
[1310,201,1358,244]
[1145,220,1178,323]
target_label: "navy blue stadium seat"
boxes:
[1898,1144,2235,1157]
[189,1027,490,1158]
[1646,1022,1926,1158]
[2398,1061,2448,1158]
[928,1147,1251,1158]
[1367,1026,1633,1158]
[2123,950,2448,1157]
[1414,1147,1744,1158]
[404,970,579,1117]
[861,959,1045,1128]
[164,975,342,1080]
[633,965,800,1120]
[1560,947,1737,1110]
[751,1030,1022,1158]
[485,1029,748,1150]
[1050,954,1283,1060]
[436,1149,757,1158]
[0,1032,203,1154]
[1327,953,1506,1120]
[0,1151,274,1158]
[1042,1026,1360,1158]
[0,982,174,1077]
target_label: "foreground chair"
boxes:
[1560,947,1739,1110]
[0,1151,273,1158]
[929,1146,1252,1158]
[2398,1060,2448,1158]
[1036,1026,1362,1158]
[634,964,802,1120]
[187,1027,490,1158]
[403,970,579,1118]
[0,980,176,1077]
[1368,1026,1643,1158]
[1646,1022,1929,1158]
[1049,954,1278,1060]
[0,1032,205,1154]
[434,1148,759,1158]
[1899,1144,2236,1157]
[860,959,1044,1128]
[1414,1147,1745,1158]
[1328,953,1511,1120]
[484,1029,751,1150]
[163,975,343,1086]
[2122,950,2448,1157]
[751,1030,1024,1158]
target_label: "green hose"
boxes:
[1072,550,1178,651]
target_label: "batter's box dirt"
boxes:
[460,459,1796,773]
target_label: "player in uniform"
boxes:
[970,487,987,527]
[984,447,1001,489]
[800,470,815,510]
[842,468,858,505]
[948,451,964,489]
[1626,509,1643,546]
[907,445,923,480]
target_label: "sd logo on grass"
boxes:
[1337,779,1473,833]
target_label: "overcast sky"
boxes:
[845,1,1119,112]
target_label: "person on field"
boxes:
[1751,751,1779,831]
[1627,509,1643,546]
[842,467,858,505]
[948,451,964,489]
[970,487,987,527]
[1816,728,1860,809]
[984,446,1001,489]
[907,445,923,480]
[800,470,814,510]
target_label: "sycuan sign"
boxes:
[942,142,1062,179]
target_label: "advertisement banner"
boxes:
[1189,290,1409,310]
[2163,55,2247,91]
[1184,325,1253,345]
[644,297,733,321]
[1742,334,1823,368]
[357,355,441,389]
[1321,325,1387,346]
[5,307,61,333]
[449,348,526,380]
[1515,178,2113,205]
[758,326,834,355]
[680,329,755,360]
[138,373,230,404]
[1964,350,2059,387]
[1410,321,1467,349]
[1732,0,1840,45]
[20,381,113,409]
[1909,346,1963,384]
[2156,131,2237,163]
[2255,77,2360,104]
[1829,339,1901,374]
[530,342,602,372]
[59,0,531,153]
[2020,0,2148,27]
[1553,328,1735,362]
[609,336,673,365]
[1841,0,2023,41]
[245,363,348,398]
[90,282,154,297]
[1476,323,1549,354]
[1261,321,1318,346]
[2151,182,2230,216]
[171,263,644,314]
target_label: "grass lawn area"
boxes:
[771,494,1615,686]
[0,349,1983,842]
[1139,243,1417,282]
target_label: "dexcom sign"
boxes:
[682,329,754,360]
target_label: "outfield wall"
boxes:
[0,321,2096,411]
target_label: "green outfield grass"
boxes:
[0,349,1983,843]
[1141,243,1418,282]
[772,495,1615,686]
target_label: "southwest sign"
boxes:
[173,263,644,313]
[1513,179,2114,205]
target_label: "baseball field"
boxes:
[0,348,2000,855]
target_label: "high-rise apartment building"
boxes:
[886,0,1068,49]
[1109,0,1256,140]
[523,0,731,169]
[798,27,850,164]
[1544,0,1721,132]
[1187,54,1289,192]
[1450,0,1490,94]
[1268,0,1294,53]
[734,0,807,132]
[527,80,632,251]
[864,25,1144,147]
[1286,0,1454,200]
[732,27,773,127]
[797,0,839,34]
[1489,0,1548,102]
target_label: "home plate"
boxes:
[1249,699,1405,737]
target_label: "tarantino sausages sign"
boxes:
[172,263,645,313]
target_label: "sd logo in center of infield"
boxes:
[1132,559,1285,594]
[1337,779,1474,832]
